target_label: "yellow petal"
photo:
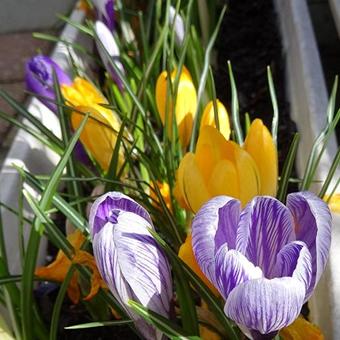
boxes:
[181,153,210,212]
[72,250,107,301]
[232,141,261,206]
[150,181,172,211]
[244,119,278,196]
[280,316,324,340]
[178,234,219,296]
[155,67,197,148]
[196,126,227,163]
[207,159,240,198]
[200,100,230,140]
[323,193,340,213]
[71,105,123,171]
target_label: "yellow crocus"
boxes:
[155,67,197,148]
[150,181,172,211]
[323,193,340,213]
[175,125,261,213]
[61,77,123,171]
[35,230,106,304]
[280,316,324,339]
[200,100,230,140]
[244,118,278,196]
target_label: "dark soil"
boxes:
[214,0,298,193]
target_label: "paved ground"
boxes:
[0,31,54,164]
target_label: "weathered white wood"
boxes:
[275,1,340,338]
[329,0,340,36]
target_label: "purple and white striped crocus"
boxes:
[94,20,125,89]
[89,192,173,340]
[93,0,115,31]
[169,6,185,46]
[192,191,332,339]
[25,55,72,112]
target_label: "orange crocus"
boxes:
[35,230,106,304]
[280,316,324,339]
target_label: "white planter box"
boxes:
[275,1,340,339]
[0,8,88,275]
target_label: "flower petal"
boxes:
[287,191,332,299]
[192,196,241,284]
[272,241,312,295]
[25,55,71,112]
[178,234,219,296]
[280,315,325,340]
[236,196,295,277]
[200,100,231,140]
[91,194,172,340]
[181,153,210,212]
[225,277,306,335]
[89,191,152,236]
[215,246,263,299]
[244,119,278,196]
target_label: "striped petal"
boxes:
[236,196,295,277]
[225,277,306,336]
[272,241,312,296]
[90,192,172,340]
[192,196,241,285]
[215,246,263,299]
[89,191,152,236]
[287,191,332,299]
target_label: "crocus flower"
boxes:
[175,125,260,213]
[61,77,123,171]
[191,191,331,339]
[156,67,197,148]
[175,119,277,213]
[25,55,72,112]
[280,316,324,340]
[94,20,125,88]
[89,192,172,340]
[93,0,115,31]
[169,6,185,46]
[200,100,230,141]
[35,230,106,304]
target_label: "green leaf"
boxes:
[129,300,192,339]
[21,114,88,340]
[64,320,133,330]
[227,61,243,145]
[277,133,300,202]
[49,266,75,340]
[189,6,227,152]
[267,66,279,145]
[318,147,340,198]
[149,230,239,340]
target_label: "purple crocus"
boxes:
[25,55,72,112]
[89,192,172,340]
[94,20,125,89]
[93,0,115,31]
[192,191,331,339]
